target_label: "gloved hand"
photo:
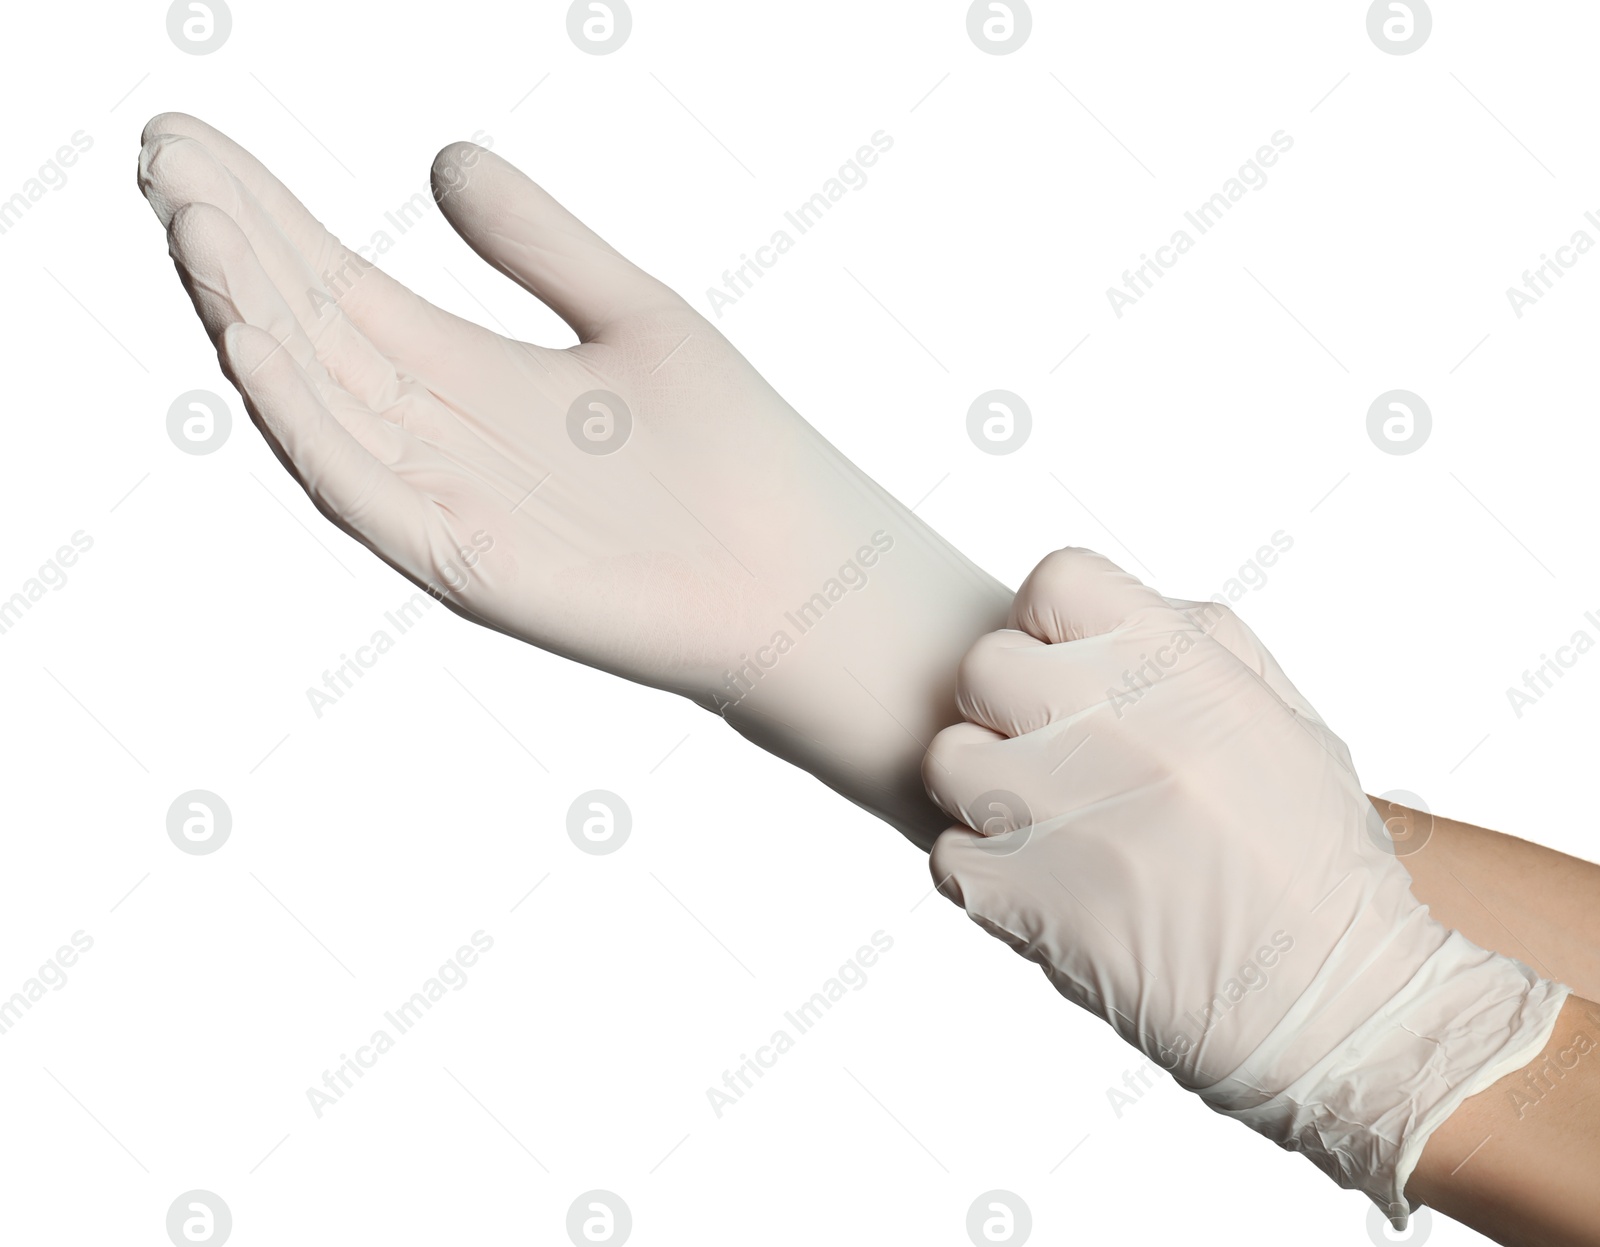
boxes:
[136,113,1013,846]
[923,547,1569,1222]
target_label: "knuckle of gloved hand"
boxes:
[921,729,964,811]
[1010,547,1120,640]
[927,829,976,905]
[954,630,1027,718]
[922,722,989,814]
[1019,545,1103,601]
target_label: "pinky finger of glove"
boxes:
[219,321,439,583]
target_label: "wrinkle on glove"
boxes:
[925,548,1569,1224]
[137,116,1335,848]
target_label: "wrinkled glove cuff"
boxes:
[1197,930,1570,1226]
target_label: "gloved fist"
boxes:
[923,548,1568,1223]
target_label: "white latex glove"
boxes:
[136,113,1013,847]
[923,548,1569,1222]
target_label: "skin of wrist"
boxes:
[1408,994,1600,1247]
[1368,796,1600,1003]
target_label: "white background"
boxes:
[1,1,1596,1243]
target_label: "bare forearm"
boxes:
[1371,798,1600,1002]
[1411,994,1600,1247]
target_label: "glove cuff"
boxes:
[1195,928,1569,1225]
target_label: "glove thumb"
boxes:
[431,142,683,342]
